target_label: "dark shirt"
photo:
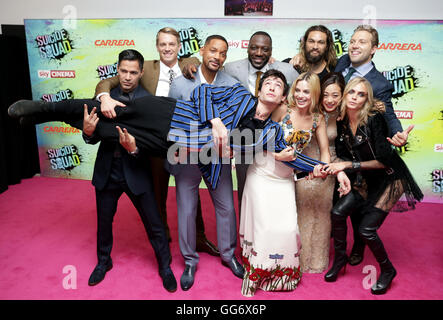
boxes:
[282,58,330,81]
[237,105,268,131]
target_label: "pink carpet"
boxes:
[0,176,442,300]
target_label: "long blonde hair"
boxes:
[287,72,320,113]
[340,77,378,126]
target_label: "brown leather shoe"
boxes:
[196,236,219,256]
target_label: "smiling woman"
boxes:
[324,77,423,295]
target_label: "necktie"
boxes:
[119,92,131,103]
[169,69,175,85]
[344,67,356,83]
[254,71,263,97]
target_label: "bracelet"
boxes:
[351,161,361,172]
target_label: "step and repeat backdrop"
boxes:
[24,18,442,202]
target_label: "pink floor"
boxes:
[0,176,442,300]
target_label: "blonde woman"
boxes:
[323,77,422,294]
[274,72,332,273]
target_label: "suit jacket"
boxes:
[168,83,322,188]
[95,56,200,96]
[88,85,153,195]
[223,58,299,90]
[335,54,402,136]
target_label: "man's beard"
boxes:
[306,49,325,64]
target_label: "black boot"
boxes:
[358,207,395,295]
[349,212,366,266]
[8,100,55,118]
[371,259,397,295]
[325,211,348,282]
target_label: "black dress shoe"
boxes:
[88,261,113,286]
[222,257,245,279]
[180,264,196,291]
[196,236,219,256]
[8,100,54,118]
[159,267,177,293]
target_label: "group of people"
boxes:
[9,24,422,297]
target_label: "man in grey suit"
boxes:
[223,31,299,217]
[168,35,242,291]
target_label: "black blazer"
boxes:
[335,54,403,136]
[88,85,153,195]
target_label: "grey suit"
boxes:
[223,58,299,216]
[167,68,239,267]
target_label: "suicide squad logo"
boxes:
[382,65,418,99]
[41,89,74,102]
[431,169,443,193]
[47,145,82,171]
[96,62,118,80]
[331,29,348,58]
[35,29,74,60]
[178,27,202,58]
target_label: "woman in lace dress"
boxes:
[286,72,334,273]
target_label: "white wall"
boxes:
[1,0,442,31]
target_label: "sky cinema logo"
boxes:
[38,70,76,79]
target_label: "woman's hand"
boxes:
[312,164,327,179]
[322,162,350,175]
[336,171,351,196]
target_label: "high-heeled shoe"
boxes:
[371,259,397,295]
[324,256,347,282]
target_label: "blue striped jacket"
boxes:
[167,83,322,188]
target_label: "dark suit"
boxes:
[335,54,403,136]
[87,85,171,271]
[94,57,200,241]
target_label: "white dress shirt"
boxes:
[155,60,182,97]
[343,60,374,81]
[247,62,270,94]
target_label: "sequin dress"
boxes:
[294,111,338,273]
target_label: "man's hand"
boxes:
[210,118,228,156]
[83,104,99,137]
[100,94,126,119]
[182,64,198,80]
[289,53,303,70]
[336,171,351,197]
[116,126,137,153]
[387,125,414,147]
[274,146,297,162]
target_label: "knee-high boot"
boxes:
[358,207,397,295]
[324,210,348,282]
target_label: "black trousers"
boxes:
[95,160,171,271]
